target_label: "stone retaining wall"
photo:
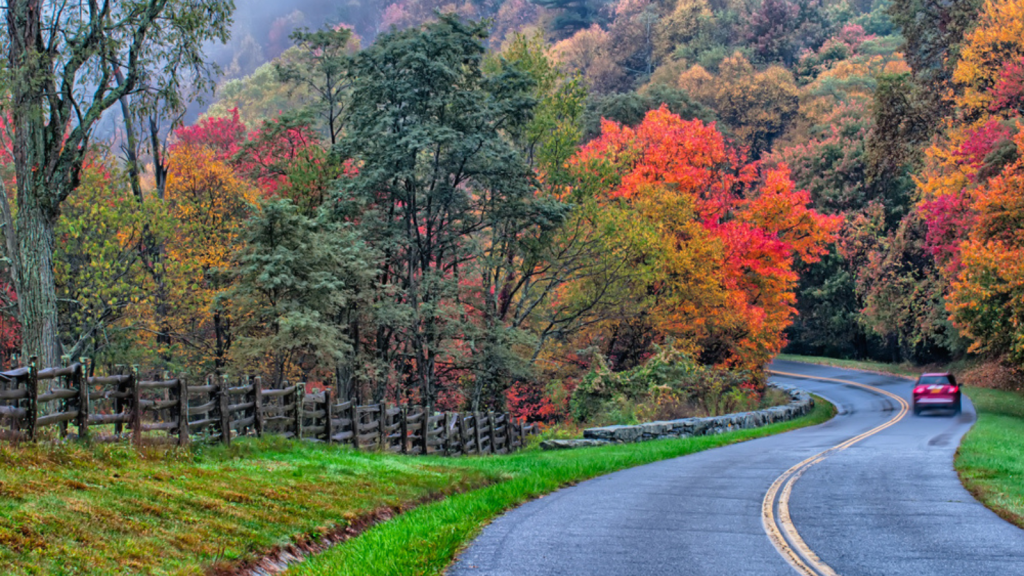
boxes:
[540,383,813,450]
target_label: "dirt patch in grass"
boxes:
[210,476,502,576]
[213,506,399,576]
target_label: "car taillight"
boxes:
[914,386,926,394]
[949,386,959,393]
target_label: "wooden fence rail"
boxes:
[0,359,537,456]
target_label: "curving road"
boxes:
[448,361,1024,576]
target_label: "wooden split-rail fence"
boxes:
[0,360,536,456]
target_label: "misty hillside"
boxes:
[202,0,933,370]
[208,0,902,159]
[6,0,1024,572]
[4,0,1022,429]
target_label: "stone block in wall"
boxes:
[567,384,814,450]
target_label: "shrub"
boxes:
[960,359,1024,392]
[569,344,762,424]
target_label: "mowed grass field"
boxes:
[0,437,492,575]
[955,387,1024,528]
[0,399,835,576]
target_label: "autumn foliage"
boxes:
[7,0,992,420]
[888,0,1024,367]
[568,107,839,370]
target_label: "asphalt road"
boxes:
[448,361,1024,576]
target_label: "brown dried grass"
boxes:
[958,359,1024,393]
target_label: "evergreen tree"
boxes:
[338,15,557,409]
[888,0,983,116]
[276,26,357,146]
[582,85,716,141]
[221,199,376,386]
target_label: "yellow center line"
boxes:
[761,370,911,576]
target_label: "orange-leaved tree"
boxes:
[566,106,839,370]
[914,0,1024,362]
[947,129,1024,362]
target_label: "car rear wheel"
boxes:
[913,404,922,416]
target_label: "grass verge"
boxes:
[0,437,494,575]
[775,353,920,378]
[286,396,836,576]
[955,387,1024,528]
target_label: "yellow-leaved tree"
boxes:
[154,142,259,371]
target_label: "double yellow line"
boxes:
[761,370,910,576]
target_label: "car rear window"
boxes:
[919,375,955,385]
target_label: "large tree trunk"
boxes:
[5,0,231,369]
[7,0,59,366]
[15,203,61,366]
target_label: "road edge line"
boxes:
[762,369,910,576]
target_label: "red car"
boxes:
[912,373,962,415]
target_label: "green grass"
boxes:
[0,397,834,576]
[956,387,1024,528]
[0,437,493,575]
[286,397,836,576]
[775,353,921,378]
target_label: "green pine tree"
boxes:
[220,199,376,386]
[338,15,562,409]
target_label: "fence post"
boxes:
[419,406,430,455]
[506,414,513,452]
[491,413,499,454]
[351,404,359,450]
[474,411,483,455]
[492,413,501,453]
[498,413,507,453]
[175,375,189,447]
[130,366,142,446]
[323,389,334,443]
[379,402,389,451]
[399,406,408,454]
[26,356,38,440]
[217,374,231,445]
[491,413,500,453]
[294,382,305,440]
[75,359,88,440]
[456,413,466,456]
[237,375,250,437]
[252,376,264,437]
[482,412,490,454]
[443,413,453,456]
[58,355,70,438]
[346,401,358,446]
[113,365,125,436]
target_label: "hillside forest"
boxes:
[0,0,1021,425]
